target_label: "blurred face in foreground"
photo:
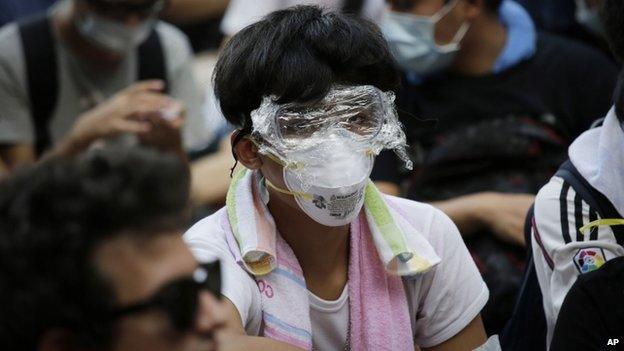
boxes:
[93,232,225,351]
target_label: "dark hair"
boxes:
[482,0,503,12]
[601,0,624,120]
[390,0,503,13]
[213,5,401,128]
[0,146,190,350]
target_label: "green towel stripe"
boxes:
[226,168,248,244]
[364,181,408,254]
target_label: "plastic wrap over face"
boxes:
[250,85,413,177]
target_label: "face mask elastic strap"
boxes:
[431,0,462,22]
[264,178,312,201]
[248,138,306,170]
[447,22,471,47]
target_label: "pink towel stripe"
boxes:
[276,259,304,277]
[263,325,311,350]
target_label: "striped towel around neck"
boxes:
[222,169,441,349]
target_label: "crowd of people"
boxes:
[0,0,622,350]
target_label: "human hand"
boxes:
[64,80,184,152]
[476,192,535,247]
[137,100,186,153]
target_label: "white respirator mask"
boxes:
[249,85,412,227]
[76,13,155,53]
[265,134,375,227]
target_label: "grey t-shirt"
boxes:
[0,4,207,151]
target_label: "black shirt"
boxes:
[550,256,624,351]
[373,32,618,196]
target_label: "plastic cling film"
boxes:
[250,85,413,173]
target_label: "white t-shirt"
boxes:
[220,0,388,36]
[185,196,489,349]
[0,1,208,151]
[309,285,349,350]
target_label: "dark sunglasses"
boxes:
[86,0,167,18]
[111,260,221,331]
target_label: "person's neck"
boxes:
[53,4,123,70]
[267,192,350,300]
[450,12,507,76]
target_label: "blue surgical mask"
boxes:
[382,0,470,75]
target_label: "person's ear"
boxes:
[232,136,263,170]
[39,329,77,351]
[463,0,484,20]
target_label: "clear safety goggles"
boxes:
[249,85,413,169]
[274,87,386,143]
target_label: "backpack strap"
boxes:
[137,28,168,93]
[500,203,547,351]
[555,160,624,246]
[524,203,535,248]
[342,0,365,14]
[17,13,58,156]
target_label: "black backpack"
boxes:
[500,160,624,351]
[17,13,168,155]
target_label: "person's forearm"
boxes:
[217,333,306,351]
[44,135,91,160]
[0,144,36,170]
[163,0,230,24]
[190,145,237,205]
[431,193,490,236]
[0,157,8,179]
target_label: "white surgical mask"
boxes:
[76,13,155,53]
[265,135,374,227]
[575,0,605,37]
[382,0,470,75]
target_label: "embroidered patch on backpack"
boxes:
[573,248,606,274]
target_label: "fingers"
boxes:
[129,97,186,128]
[113,118,152,135]
[123,80,165,95]
[162,100,186,127]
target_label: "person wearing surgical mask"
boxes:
[0,0,211,177]
[514,0,614,59]
[185,6,499,351]
[374,0,619,335]
[74,0,164,53]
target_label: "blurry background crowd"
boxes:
[0,0,620,344]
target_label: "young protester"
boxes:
[549,256,624,351]
[0,145,226,350]
[376,0,619,333]
[185,6,495,351]
[516,0,613,56]
[0,0,207,168]
[530,0,624,347]
[219,0,387,37]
